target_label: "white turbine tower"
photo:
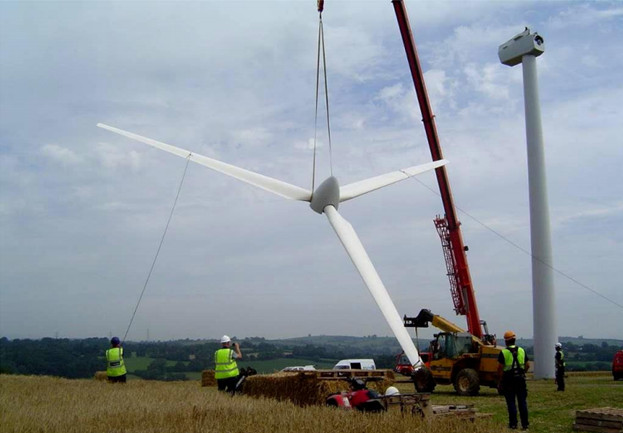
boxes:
[499,28,556,379]
[97,123,448,367]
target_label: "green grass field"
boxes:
[123,356,186,371]
[565,360,612,370]
[230,357,336,374]
[393,373,622,432]
[124,356,334,374]
[181,358,336,380]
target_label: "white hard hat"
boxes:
[385,386,400,396]
[555,343,562,348]
[220,335,231,344]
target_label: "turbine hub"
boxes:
[310,176,339,214]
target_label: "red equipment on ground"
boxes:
[395,351,430,377]
[613,350,623,380]
[325,377,387,412]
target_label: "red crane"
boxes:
[391,0,485,340]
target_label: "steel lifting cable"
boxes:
[409,176,623,312]
[311,0,333,192]
[121,156,192,343]
[312,15,321,192]
[320,17,334,177]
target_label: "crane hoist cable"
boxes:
[121,156,191,343]
[311,0,333,192]
[410,176,623,312]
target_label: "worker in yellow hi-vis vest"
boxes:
[555,343,566,391]
[214,335,242,393]
[106,337,127,383]
[497,330,529,430]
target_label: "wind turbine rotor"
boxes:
[97,123,449,367]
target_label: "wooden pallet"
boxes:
[573,407,623,433]
[433,404,493,422]
[385,393,432,417]
[433,404,474,415]
[385,398,490,422]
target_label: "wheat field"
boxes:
[1,373,621,433]
[0,375,497,433]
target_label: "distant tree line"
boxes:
[0,337,107,378]
[0,337,299,379]
[522,341,620,371]
[561,342,620,362]
[0,337,402,379]
[1,337,619,380]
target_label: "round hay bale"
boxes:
[94,371,108,381]
[244,371,395,406]
[201,370,216,387]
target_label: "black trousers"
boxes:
[504,384,529,429]
[217,375,240,393]
[556,366,565,391]
[107,374,127,383]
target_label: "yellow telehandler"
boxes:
[406,309,502,396]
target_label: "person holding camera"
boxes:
[498,330,529,430]
[214,335,242,393]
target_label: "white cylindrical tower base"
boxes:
[522,54,557,379]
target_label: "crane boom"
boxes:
[391,0,483,339]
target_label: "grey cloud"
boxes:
[1,1,621,341]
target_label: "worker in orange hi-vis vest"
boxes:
[498,330,529,430]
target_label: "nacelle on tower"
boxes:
[498,28,545,67]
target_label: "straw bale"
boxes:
[201,370,216,387]
[94,371,108,381]
[244,372,395,407]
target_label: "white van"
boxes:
[332,359,376,370]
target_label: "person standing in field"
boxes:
[106,337,127,383]
[498,330,529,430]
[555,343,565,391]
[214,335,242,393]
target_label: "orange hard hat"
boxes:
[504,331,516,340]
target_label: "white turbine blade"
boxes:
[324,205,421,366]
[339,159,448,203]
[97,123,312,202]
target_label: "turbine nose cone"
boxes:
[310,176,340,214]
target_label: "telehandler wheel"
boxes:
[454,368,480,396]
[413,366,436,393]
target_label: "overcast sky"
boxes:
[1,1,621,342]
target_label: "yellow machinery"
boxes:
[405,309,502,396]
